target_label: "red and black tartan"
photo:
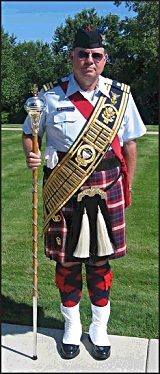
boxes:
[85,262,113,306]
[55,263,83,306]
[44,150,127,264]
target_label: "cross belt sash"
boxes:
[42,80,130,234]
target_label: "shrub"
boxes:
[1,112,10,124]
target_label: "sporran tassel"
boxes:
[97,205,114,256]
[73,207,90,258]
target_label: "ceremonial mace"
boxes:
[24,85,45,359]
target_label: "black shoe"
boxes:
[88,335,111,360]
[61,342,80,359]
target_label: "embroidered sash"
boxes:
[42,79,130,234]
[60,80,131,208]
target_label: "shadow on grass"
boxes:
[1,294,64,334]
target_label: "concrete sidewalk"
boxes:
[1,323,158,373]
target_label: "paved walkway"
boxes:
[1,323,158,373]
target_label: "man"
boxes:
[22,27,146,360]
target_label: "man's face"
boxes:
[69,47,108,81]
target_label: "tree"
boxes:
[49,4,158,124]
[113,1,159,124]
[2,33,55,122]
[1,4,158,124]
[1,28,20,122]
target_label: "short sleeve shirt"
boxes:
[22,73,146,152]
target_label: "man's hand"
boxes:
[26,150,41,170]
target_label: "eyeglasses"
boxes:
[77,51,104,62]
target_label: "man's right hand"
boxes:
[26,150,41,170]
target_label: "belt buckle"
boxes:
[77,187,106,202]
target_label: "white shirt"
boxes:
[23,73,146,167]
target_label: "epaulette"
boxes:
[111,79,130,94]
[43,76,70,92]
[43,81,59,92]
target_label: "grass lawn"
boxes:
[1,129,158,339]
[1,124,159,132]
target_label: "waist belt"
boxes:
[96,157,120,171]
[43,156,120,177]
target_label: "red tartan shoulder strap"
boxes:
[60,80,94,118]
[111,135,122,161]
[111,136,130,208]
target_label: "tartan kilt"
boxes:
[43,151,127,264]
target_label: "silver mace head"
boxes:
[24,84,45,135]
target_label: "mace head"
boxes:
[24,84,45,114]
[24,84,45,134]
